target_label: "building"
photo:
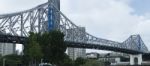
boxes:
[67,27,86,60]
[0,31,16,56]
[68,48,86,60]
[0,44,2,55]
[97,52,130,65]
[0,43,16,56]
[86,52,99,59]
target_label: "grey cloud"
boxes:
[0,0,47,14]
[61,0,150,51]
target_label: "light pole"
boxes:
[41,59,43,63]
[3,58,5,66]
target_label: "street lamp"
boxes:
[3,58,5,66]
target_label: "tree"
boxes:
[23,30,67,65]
[49,30,67,64]
[38,32,50,63]
[82,59,104,66]
[23,32,43,66]
[60,53,74,66]
[39,30,67,65]
[0,54,22,66]
[75,57,86,66]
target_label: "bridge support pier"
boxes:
[130,54,142,65]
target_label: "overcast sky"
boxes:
[0,0,150,53]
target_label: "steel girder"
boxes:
[123,35,148,53]
[0,1,148,53]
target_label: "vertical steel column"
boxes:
[48,0,54,31]
[54,0,60,30]
[38,9,41,33]
[20,14,23,36]
[9,17,12,35]
[138,35,141,51]
[30,11,34,32]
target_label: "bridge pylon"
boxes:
[48,0,60,31]
[130,54,142,65]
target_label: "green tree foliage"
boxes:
[75,57,86,66]
[0,30,70,66]
[49,30,67,64]
[0,54,22,66]
[82,59,104,66]
[23,32,43,66]
[60,53,74,66]
[38,32,51,62]
[23,30,67,65]
[39,30,67,65]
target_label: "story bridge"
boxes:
[0,0,149,57]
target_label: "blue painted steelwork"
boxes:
[48,0,59,31]
[48,6,54,31]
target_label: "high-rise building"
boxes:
[67,27,86,60]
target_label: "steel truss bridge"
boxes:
[0,0,149,54]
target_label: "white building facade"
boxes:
[68,48,86,60]
[0,43,16,56]
[67,27,86,60]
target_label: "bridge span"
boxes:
[0,34,149,55]
[0,0,149,65]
